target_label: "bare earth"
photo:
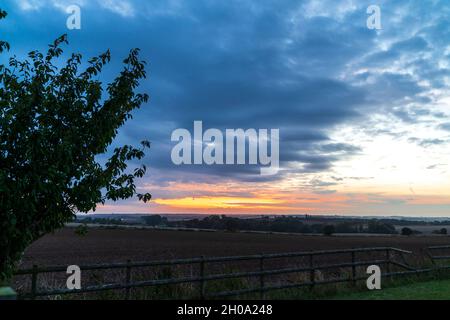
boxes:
[19,227,450,268]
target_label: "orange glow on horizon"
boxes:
[154,196,285,210]
[94,180,450,216]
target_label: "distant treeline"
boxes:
[75,217,131,225]
[142,215,400,235]
[75,215,450,235]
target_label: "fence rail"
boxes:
[427,245,450,262]
[14,246,421,300]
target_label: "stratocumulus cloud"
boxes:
[2,0,450,215]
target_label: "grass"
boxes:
[333,279,450,300]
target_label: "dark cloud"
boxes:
[5,0,450,185]
[77,0,372,182]
[409,137,448,147]
[318,143,362,154]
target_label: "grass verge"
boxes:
[332,278,450,300]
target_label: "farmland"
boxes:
[20,227,450,268]
[12,227,450,300]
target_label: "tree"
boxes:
[367,220,397,234]
[0,10,151,282]
[224,217,239,232]
[141,215,168,226]
[323,225,335,236]
[433,228,448,235]
[401,227,413,236]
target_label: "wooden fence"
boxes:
[427,245,450,263]
[13,246,427,300]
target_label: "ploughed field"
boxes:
[14,227,450,300]
[20,227,450,268]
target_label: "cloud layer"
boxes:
[2,0,450,215]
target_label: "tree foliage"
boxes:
[401,227,413,236]
[141,215,168,226]
[322,225,335,236]
[0,10,151,281]
[367,220,398,235]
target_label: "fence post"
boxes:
[386,249,391,275]
[125,260,132,300]
[259,255,265,300]
[30,265,38,300]
[199,256,205,300]
[351,251,356,286]
[424,248,436,265]
[309,254,315,290]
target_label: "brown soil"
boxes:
[20,227,450,268]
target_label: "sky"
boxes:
[1,0,450,216]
